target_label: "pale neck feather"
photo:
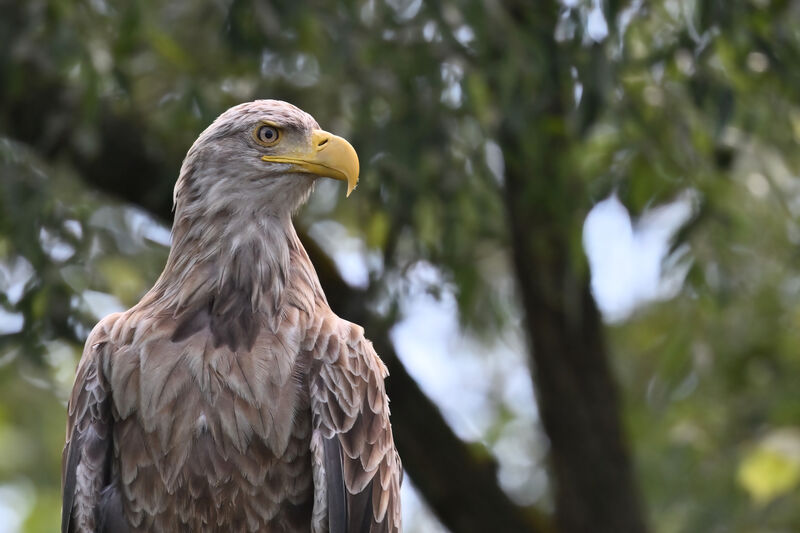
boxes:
[143,207,323,324]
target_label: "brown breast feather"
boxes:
[63,305,401,532]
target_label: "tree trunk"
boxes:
[494,3,649,531]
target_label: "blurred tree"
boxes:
[3,0,800,532]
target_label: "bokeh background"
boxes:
[2,0,800,532]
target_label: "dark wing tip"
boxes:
[98,485,130,533]
[325,436,347,533]
[324,436,379,533]
[61,435,82,533]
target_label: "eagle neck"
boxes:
[150,209,295,324]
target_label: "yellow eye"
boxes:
[255,124,280,146]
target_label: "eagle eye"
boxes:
[255,124,280,146]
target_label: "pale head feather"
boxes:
[174,99,322,222]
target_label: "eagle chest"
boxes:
[106,317,315,531]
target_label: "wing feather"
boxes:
[323,437,347,533]
[62,314,125,533]
[308,315,402,533]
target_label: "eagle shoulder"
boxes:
[305,313,402,533]
[62,312,124,533]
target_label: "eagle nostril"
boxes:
[317,138,329,148]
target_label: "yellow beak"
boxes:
[261,130,360,197]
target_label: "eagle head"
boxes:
[174,100,359,219]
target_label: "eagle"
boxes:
[62,100,402,533]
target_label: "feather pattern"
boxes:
[307,315,402,533]
[62,316,120,533]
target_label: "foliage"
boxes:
[2,0,800,532]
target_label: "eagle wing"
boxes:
[62,313,127,533]
[307,315,402,533]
